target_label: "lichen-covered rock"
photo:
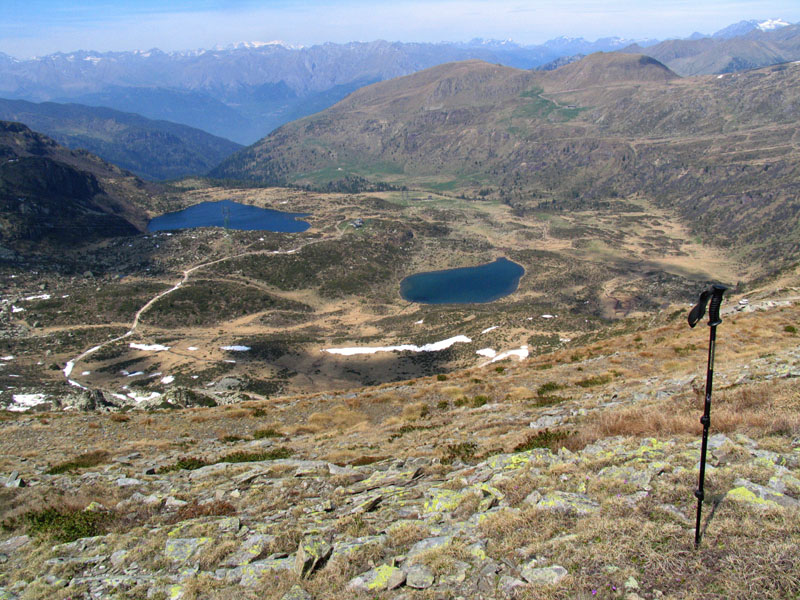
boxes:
[499,574,528,598]
[223,557,294,586]
[221,533,274,567]
[295,536,332,578]
[535,491,600,515]
[407,535,453,561]
[348,564,406,591]
[726,478,800,509]
[405,563,435,588]
[521,563,568,585]
[164,537,211,564]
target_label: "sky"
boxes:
[2,0,800,58]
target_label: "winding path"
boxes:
[62,233,333,389]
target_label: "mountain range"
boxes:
[0,19,795,145]
[211,53,800,273]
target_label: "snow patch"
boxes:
[481,326,499,334]
[476,348,497,358]
[187,346,198,351]
[1,356,13,361]
[324,335,472,356]
[481,346,529,366]
[11,306,24,313]
[758,18,790,31]
[161,375,175,385]
[414,320,424,325]
[23,294,50,301]
[63,361,74,378]
[221,345,250,352]
[130,343,170,352]
[9,393,47,411]
[127,391,162,403]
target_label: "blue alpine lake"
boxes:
[400,257,524,304]
[147,199,310,233]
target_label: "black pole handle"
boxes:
[707,284,726,327]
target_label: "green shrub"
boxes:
[24,506,110,543]
[514,429,573,452]
[442,442,478,465]
[536,382,565,397]
[472,395,490,407]
[784,325,797,334]
[220,447,293,463]
[436,374,448,381]
[437,400,450,410]
[575,374,611,388]
[157,457,209,473]
[253,428,282,439]
[46,451,109,475]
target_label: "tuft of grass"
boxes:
[253,427,283,439]
[575,374,612,388]
[220,447,293,463]
[442,441,478,465]
[514,428,574,452]
[436,374,448,381]
[173,500,236,522]
[784,325,797,334]
[157,457,209,473]
[46,451,109,475]
[537,381,565,396]
[472,395,490,407]
[23,505,111,543]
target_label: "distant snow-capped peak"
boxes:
[757,18,790,31]
[217,41,302,51]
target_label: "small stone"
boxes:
[4,471,23,488]
[521,563,568,586]
[499,575,527,598]
[348,564,406,591]
[281,585,312,600]
[405,564,435,589]
[352,494,382,514]
[625,576,640,590]
[115,477,142,487]
[295,537,332,578]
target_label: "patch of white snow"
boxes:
[9,394,47,411]
[130,343,170,352]
[481,326,499,334]
[161,375,175,385]
[221,345,250,351]
[324,335,471,356]
[476,348,497,358]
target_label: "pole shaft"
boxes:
[694,324,717,548]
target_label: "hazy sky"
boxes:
[3,0,799,58]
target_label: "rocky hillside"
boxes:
[0,121,158,255]
[212,54,800,272]
[0,285,799,599]
[0,99,242,181]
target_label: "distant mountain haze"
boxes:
[0,98,242,181]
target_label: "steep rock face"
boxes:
[0,121,154,251]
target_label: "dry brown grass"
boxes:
[307,406,370,431]
[566,379,800,451]
[401,401,428,421]
[109,413,130,423]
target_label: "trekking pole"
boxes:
[688,283,727,549]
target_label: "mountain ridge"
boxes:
[0,98,242,181]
